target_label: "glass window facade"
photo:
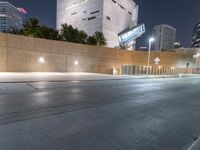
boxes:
[192,23,200,48]
[153,24,176,51]
[0,1,22,32]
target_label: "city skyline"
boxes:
[6,0,200,48]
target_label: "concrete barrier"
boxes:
[0,33,195,74]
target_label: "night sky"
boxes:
[7,0,200,48]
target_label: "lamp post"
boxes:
[146,37,155,77]
[196,54,200,74]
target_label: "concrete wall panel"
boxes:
[0,33,196,74]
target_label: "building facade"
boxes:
[57,0,138,48]
[192,23,200,48]
[0,1,23,32]
[153,24,176,51]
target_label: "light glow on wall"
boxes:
[39,57,45,63]
[74,60,79,66]
[171,66,175,70]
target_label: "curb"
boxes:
[0,78,137,83]
[0,75,199,83]
[187,137,200,150]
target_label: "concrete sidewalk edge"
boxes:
[0,73,199,83]
[187,137,200,150]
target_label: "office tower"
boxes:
[0,0,23,32]
[153,24,176,51]
[192,22,200,48]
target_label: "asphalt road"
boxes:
[0,77,200,150]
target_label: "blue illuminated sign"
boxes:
[118,24,145,46]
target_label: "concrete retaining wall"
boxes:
[0,33,195,74]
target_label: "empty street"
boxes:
[0,74,199,150]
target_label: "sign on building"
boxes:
[154,57,160,65]
[118,24,145,46]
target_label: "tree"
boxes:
[87,36,97,45]
[8,19,107,47]
[60,24,73,42]
[86,32,107,46]
[9,18,60,40]
[40,25,60,40]
[78,31,88,44]
[93,32,107,46]
[60,23,88,44]
[8,27,23,35]
[22,18,42,37]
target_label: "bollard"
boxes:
[179,73,182,80]
[112,67,117,75]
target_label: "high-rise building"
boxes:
[192,23,200,48]
[0,0,23,32]
[57,0,138,48]
[153,24,176,51]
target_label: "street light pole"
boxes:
[146,37,154,77]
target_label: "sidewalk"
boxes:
[122,74,200,79]
[0,72,199,83]
[0,72,123,83]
